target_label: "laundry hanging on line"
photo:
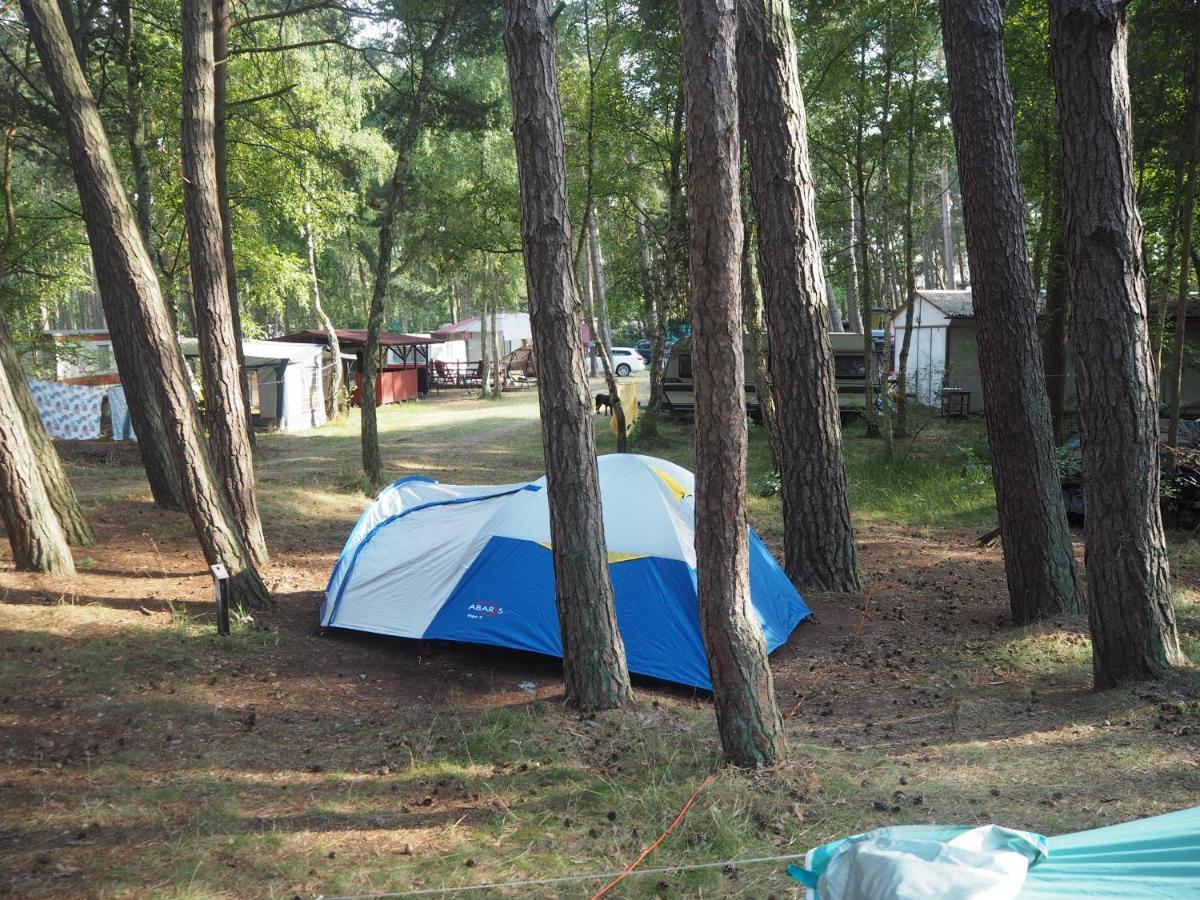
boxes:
[26,377,108,440]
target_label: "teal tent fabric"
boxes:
[1020,806,1200,898]
[791,808,1200,899]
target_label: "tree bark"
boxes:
[1152,155,1187,374]
[844,165,862,333]
[940,156,956,289]
[479,287,491,398]
[21,0,271,609]
[361,5,454,483]
[100,0,189,512]
[896,49,919,440]
[303,210,345,418]
[502,0,630,712]
[942,0,1082,624]
[738,0,859,593]
[1165,32,1200,450]
[0,105,94,547]
[1043,155,1070,446]
[682,0,784,767]
[182,0,267,566]
[0,348,75,575]
[212,0,253,444]
[741,208,781,469]
[1050,0,1183,685]
[0,318,95,546]
[586,228,627,450]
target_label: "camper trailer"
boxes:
[661,333,873,418]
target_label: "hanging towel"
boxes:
[107,384,136,441]
[26,377,107,440]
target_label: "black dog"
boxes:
[595,393,612,415]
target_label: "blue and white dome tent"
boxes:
[322,454,810,689]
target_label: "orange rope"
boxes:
[589,771,719,899]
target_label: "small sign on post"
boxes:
[211,563,230,636]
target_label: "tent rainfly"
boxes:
[321,454,810,689]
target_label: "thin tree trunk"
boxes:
[182,0,267,566]
[20,0,270,608]
[0,350,74,575]
[1152,155,1186,374]
[303,210,345,418]
[1165,32,1200,450]
[211,0,252,444]
[1044,154,1070,445]
[1030,141,1055,294]
[943,0,1082,623]
[876,36,896,461]
[844,164,863,333]
[479,288,491,398]
[491,280,502,398]
[738,0,860,592]
[362,5,454,483]
[1050,0,1182,685]
[683,0,784,768]
[584,231,627,450]
[0,318,95,546]
[940,156,956,289]
[633,204,668,412]
[825,279,842,332]
[502,0,630,711]
[741,208,781,469]
[896,49,919,440]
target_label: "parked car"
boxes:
[661,332,873,419]
[610,347,646,377]
[635,338,675,364]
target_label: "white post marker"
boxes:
[211,563,230,635]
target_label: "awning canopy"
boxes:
[277,329,443,349]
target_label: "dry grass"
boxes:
[2,381,1199,897]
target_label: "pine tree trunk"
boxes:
[942,0,1082,624]
[182,0,268,566]
[844,167,862,333]
[1050,0,1183,685]
[212,0,253,445]
[362,5,454,483]
[1152,156,1186,374]
[741,210,781,469]
[0,318,95,546]
[103,0,187,512]
[940,157,956,289]
[738,0,860,593]
[1165,33,1200,450]
[20,0,271,609]
[304,211,345,418]
[0,351,75,575]
[502,0,630,712]
[586,253,628,452]
[896,49,919,440]
[1043,156,1070,446]
[479,291,491,399]
[682,0,784,768]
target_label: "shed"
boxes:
[890,290,984,413]
[278,329,441,405]
[180,338,328,432]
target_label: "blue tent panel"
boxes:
[425,534,809,690]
